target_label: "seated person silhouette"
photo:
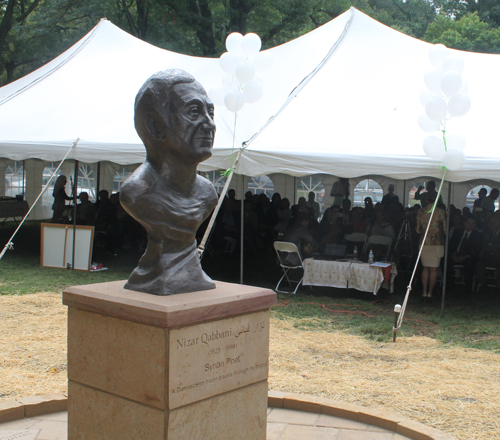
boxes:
[120,69,217,295]
[75,192,95,225]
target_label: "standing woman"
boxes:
[51,175,72,223]
[416,192,446,303]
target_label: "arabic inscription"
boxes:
[168,310,269,408]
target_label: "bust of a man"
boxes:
[120,69,218,295]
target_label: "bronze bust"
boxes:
[121,69,218,295]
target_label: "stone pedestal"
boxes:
[63,280,276,440]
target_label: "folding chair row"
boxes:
[345,233,392,261]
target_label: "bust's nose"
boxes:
[201,117,215,133]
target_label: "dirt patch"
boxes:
[0,293,67,400]
[2,293,500,439]
[269,318,500,440]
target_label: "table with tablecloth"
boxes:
[0,199,29,224]
[302,258,397,294]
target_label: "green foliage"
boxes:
[424,12,500,53]
[4,0,500,85]
[466,0,500,28]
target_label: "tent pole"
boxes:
[403,180,406,207]
[293,177,297,205]
[22,160,26,199]
[72,160,79,270]
[441,181,452,318]
[198,150,242,258]
[240,173,244,285]
[96,162,101,195]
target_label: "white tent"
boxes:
[1,7,499,215]
[238,8,500,182]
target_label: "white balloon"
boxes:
[419,90,438,107]
[226,33,243,54]
[425,96,448,122]
[243,81,263,103]
[253,73,264,85]
[224,90,245,113]
[208,86,226,106]
[448,93,471,117]
[459,80,468,94]
[446,133,466,151]
[424,69,444,93]
[235,62,255,85]
[219,52,239,75]
[222,74,239,90]
[443,149,466,170]
[442,55,464,74]
[440,71,462,97]
[418,113,440,132]
[423,135,445,160]
[429,44,450,69]
[241,33,262,56]
[254,51,273,72]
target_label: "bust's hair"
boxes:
[134,69,196,142]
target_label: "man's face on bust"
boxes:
[163,81,216,162]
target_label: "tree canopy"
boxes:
[1,0,500,86]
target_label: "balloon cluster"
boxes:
[418,44,471,171]
[209,33,273,113]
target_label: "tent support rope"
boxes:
[393,171,447,341]
[198,149,242,259]
[241,7,355,150]
[0,139,79,262]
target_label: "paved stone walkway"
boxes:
[0,408,413,440]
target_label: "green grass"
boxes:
[2,220,500,352]
[0,221,135,295]
[0,253,132,295]
[272,292,500,352]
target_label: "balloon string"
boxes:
[223,112,238,178]
[395,169,447,333]
[441,118,447,153]
[428,170,446,214]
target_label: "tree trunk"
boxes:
[229,0,254,34]
[0,0,17,59]
[136,0,149,40]
[186,0,216,56]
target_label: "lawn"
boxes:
[2,220,500,351]
[2,220,500,439]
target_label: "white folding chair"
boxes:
[273,241,304,295]
[451,264,465,285]
[473,266,498,292]
[344,232,368,252]
[364,235,393,261]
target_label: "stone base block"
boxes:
[63,280,276,440]
[68,381,164,440]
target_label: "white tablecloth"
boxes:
[302,258,397,294]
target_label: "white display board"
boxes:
[41,223,94,271]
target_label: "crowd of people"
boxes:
[51,174,500,299]
[210,187,402,257]
[50,175,145,253]
[208,181,500,301]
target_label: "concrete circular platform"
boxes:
[0,409,412,440]
[0,392,456,440]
